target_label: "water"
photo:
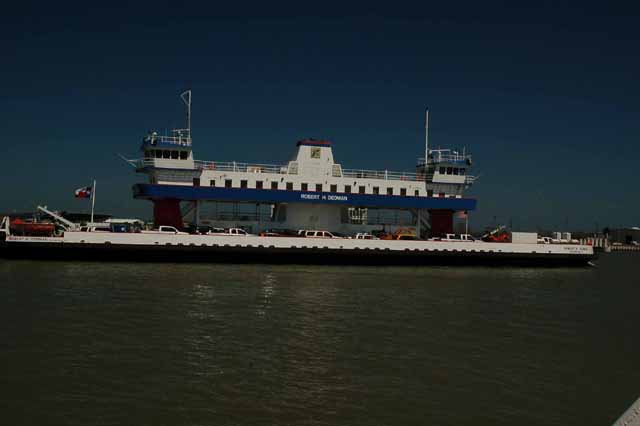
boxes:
[1,254,639,426]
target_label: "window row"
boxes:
[145,149,189,160]
[438,166,466,175]
[192,178,448,197]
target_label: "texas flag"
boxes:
[74,186,92,198]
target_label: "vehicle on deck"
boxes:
[207,227,250,236]
[391,228,417,241]
[482,226,510,243]
[440,233,476,242]
[298,230,340,239]
[147,225,188,235]
[259,230,283,237]
[186,224,213,235]
[259,229,299,237]
[352,233,378,240]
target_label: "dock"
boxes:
[613,396,640,426]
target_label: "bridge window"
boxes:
[330,184,337,192]
[180,151,188,160]
[286,182,293,190]
[373,186,379,195]
[209,179,215,187]
[315,183,322,192]
[427,190,433,197]
[453,168,459,175]
[439,192,445,197]
[271,181,278,190]
[240,180,248,189]
[439,167,445,174]
[400,188,407,196]
[414,189,419,196]
[359,186,365,194]
[171,151,179,159]
[256,180,263,189]
[459,168,466,175]
[387,187,393,195]
[446,167,453,174]
[344,185,351,194]
[145,150,153,158]
[162,150,170,159]
[155,150,162,159]
[225,179,232,188]
[301,183,308,191]
[193,178,200,187]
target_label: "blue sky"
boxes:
[1,2,638,230]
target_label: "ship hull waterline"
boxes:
[0,241,595,267]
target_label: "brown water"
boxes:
[1,254,639,425]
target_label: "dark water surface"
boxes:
[1,254,639,426]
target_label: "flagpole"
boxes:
[90,180,96,224]
[425,108,429,166]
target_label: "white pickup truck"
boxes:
[207,227,250,236]
[156,226,188,235]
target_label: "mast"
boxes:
[424,108,429,166]
[181,90,192,139]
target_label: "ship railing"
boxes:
[194,161,289,174]
[417,150,471,166]
[131,158,156,169]
[144,129,192,147]
[135,157,478,184]
[341,168,476,184]
[342,168,425,182]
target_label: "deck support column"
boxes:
[428,209,454,238]
[152,199,183,229]
[465,211,469,235]
[256,203,261,234]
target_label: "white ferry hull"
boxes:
[0,233,595,267]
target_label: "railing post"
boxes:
[385,170,388,180]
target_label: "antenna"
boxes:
[424,108,430,166]
[180,90,192,138]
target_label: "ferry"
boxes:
[0,92,594,266]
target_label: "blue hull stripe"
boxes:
[133,184,477,210]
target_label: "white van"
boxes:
[298,230,338,239]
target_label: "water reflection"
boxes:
[256,273,276,317]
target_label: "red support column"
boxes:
[152,199,183,229]
[429,209,454,237]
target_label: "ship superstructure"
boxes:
[130,92,477,237]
